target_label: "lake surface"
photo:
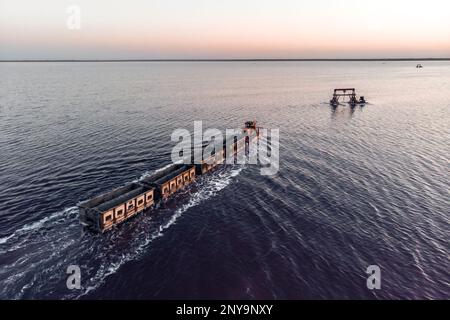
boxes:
[0,61,448,299]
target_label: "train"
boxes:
[78,121,261,232]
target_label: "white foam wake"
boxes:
[161,166,243,231]
[137,161,182,182]
[0,206,77,245]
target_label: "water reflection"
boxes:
[330,103,365,119]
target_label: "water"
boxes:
[0,61,448,299]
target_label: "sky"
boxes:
[1,0,449,59]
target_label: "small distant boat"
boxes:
[416,64,423,68]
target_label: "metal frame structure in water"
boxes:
[330,88,366,107]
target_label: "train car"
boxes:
[193,141,226,175]
[79,182,155,232]
[141,164,195,200]
[78,121,261,233]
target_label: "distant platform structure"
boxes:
[330,88,366,107]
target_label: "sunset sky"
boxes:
[1,0,449,59]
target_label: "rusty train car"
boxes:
[78,121,260,232]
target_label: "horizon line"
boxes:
[1,58,450,62]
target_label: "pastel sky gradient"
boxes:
[1,0,449,59]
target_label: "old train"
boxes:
[78,121,260,232]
